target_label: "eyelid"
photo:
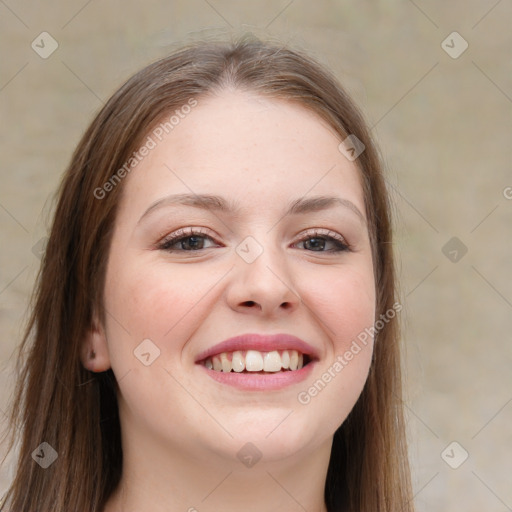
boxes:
[155,226,220,248]
[295,228,348,244]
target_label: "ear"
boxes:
[80,311,111,373]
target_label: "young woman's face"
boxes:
[98,90,376,466]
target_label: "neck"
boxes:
[103,429,332,512]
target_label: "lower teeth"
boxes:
[242,369,288,373]
[221,368,293,374]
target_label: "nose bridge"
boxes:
[230,231,299,309]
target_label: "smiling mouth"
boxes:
[200,349,312,373]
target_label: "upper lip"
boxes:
[194,333,319,363]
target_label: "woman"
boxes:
[1,34,414,511]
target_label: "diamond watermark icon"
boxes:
[441,32,468,59]
[31,32,59,59]
[338,134,365,161]
[32,442,58,469]
[236,236,264,264]
[237,442,262,468]
[442,236,468,263]
[441,441,469,469]
[134,338,161,366]
[31,236,48,260]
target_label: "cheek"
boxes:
[305,264,376,348]
[103,258,218,360]
[291,265,376,438]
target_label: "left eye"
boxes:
[293,229,350,253]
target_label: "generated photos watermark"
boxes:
[93,98,198,200]
[297,301,402,405]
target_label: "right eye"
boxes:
[157,227,220,252]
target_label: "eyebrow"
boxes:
[137,193,366,225]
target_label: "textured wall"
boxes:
[1,1,511,510]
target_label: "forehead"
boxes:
[118,89,365,221]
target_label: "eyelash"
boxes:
[157,227,350,253]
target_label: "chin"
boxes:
[209,414,320,464]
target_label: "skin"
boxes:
[81,89,376,512]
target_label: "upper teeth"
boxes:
[203,350,304,373]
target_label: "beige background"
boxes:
[1,1,511,510]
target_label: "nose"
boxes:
[226,241,301,317]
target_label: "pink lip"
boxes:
[194,333,319,363]
[194,333,319,391]
[198,360,317,391]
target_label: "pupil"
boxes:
[185,236,202,250]
[306,238,324,251]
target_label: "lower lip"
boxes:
[197,361,316,391]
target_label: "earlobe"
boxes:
[80,316,111,373]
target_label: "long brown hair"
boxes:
[1,34,413,511]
